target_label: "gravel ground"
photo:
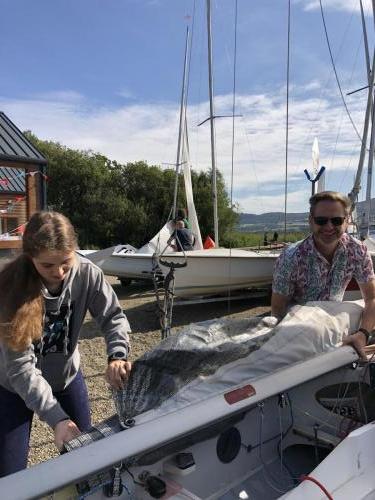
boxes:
[28,277,270,467]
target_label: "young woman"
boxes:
[0,211,131,477]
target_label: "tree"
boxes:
[25,133,238,248]
[25,132,127,247]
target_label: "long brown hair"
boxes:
[0,211,78,351]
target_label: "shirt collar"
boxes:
[308,233,347,264]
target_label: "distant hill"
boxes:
[238,197,375,232]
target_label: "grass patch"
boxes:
[223,231,308,248]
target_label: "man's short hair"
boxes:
[309,191,352,215]
[174,219,185,229]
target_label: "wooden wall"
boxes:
[0,162,44,250]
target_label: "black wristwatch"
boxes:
[358,327,371,344]
[108,351,127,363]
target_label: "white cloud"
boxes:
[0,82,367,214]
[117,87,136,100]
[31,90,84,103]
[295,0,373,15]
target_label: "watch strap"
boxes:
[108,351,127,363]
[358,327,370,343]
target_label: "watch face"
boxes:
[112,352,126,360]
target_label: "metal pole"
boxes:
[206,0,219,246]
[349,1,375,206]
[365,96,375,236]
[172,28,190,222]
[361,1,375,237]
[284,0,291,240]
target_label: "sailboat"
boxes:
[157,0,280,299]
[2,300,375,499]
[83,17,280,298]
[78,30,203,288]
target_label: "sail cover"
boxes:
[64,300,362,456]
[114,300,363,425]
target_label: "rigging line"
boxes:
[284,0,291,241]
[319,0,363,144]
[185,0,196,113]
[330,106,345,173]
[213,0,237,83]
[192,2,206,172]
[334,37,365,193]
[332,35,365,164]
[293,2,359,176]
[239,119,266,214]
[293,33,363,180]
[227,0,238,313]
[338,153,356,192]
[230,0,238,218]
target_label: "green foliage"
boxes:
[25,132,128,247]
[25,133,238,248]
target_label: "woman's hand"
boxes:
[105,360,132,390]
[54,419,81,451]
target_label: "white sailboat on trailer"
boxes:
[83,15,279,299]
[78,30,203,288]
[158,0,279,298]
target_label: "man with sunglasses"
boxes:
[272,191,375,359]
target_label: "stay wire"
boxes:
[319,0,363,144]
[227,0,238,313]
[284,0,291,240]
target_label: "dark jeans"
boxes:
[0,369,91,477]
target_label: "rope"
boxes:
[319,0,363,144]
[300,475,333,499]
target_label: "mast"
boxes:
[364,92,375,237]
[349,0,374,233]
[364,0,375,237]
[206,0,219,246]
[354,0,375,238]
[172,27,190,222]
[284,0,291,240]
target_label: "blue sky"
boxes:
[0,0,373,214]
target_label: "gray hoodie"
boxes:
[0,255,130,428]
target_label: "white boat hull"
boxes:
[78,245,162,281]
[80,246,279,297]
[159,248,279,297]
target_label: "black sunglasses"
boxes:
[313,216,346,226]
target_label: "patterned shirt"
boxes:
[272,233,375,303]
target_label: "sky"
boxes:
[0,0,374,214]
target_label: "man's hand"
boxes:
[105,360,132,390]
[342,331,367,361]
[54,419,81,451]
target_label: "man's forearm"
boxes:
[271,293,289,321]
